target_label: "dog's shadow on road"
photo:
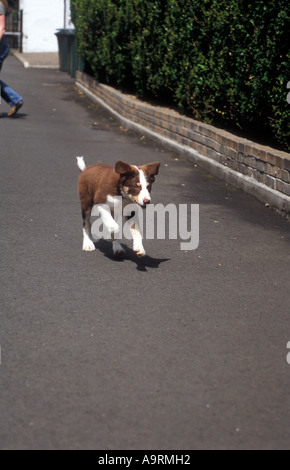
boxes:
[95,240,170,272]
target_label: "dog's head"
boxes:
[115,161,160,208]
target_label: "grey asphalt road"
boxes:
[0,55,290,450]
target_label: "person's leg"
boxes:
[0,79,22,107]
[0,40,22,116]
[0,37,10,72]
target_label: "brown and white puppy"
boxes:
[77,157,160,256]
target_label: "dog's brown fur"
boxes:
[77,159,160,256]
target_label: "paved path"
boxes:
[0,55,290,450]
[12,50,59,68]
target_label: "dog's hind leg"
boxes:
[82,209,96,251]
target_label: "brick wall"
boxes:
[76,71,290,213]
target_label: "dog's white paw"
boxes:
[82,232,96,251]
[83,240,96,251]
[133,242,146,257]
[113,241,125,256]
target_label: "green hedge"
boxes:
[71,0,290,151]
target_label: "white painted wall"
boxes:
[19,0,74,53]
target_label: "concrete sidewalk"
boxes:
[0,55,290,450]
[12,50,59,69]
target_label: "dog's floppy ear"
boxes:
[115,161,138,176]
[143,162,161,178]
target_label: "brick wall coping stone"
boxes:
[76,71,290,214]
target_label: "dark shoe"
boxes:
[8,100,23,117]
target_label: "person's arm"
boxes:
[0,14,6,42]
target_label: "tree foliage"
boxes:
[71,0,290,150]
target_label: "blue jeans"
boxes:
[0,36,10,69]
[0,37,23,107]
[0,79,23,107]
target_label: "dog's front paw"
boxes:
[133,242,146,257]
[113,240,125,256]
[135,248,146,257]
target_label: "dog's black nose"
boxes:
[143,198,151,205]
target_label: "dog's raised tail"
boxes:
[76,156,86,172]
